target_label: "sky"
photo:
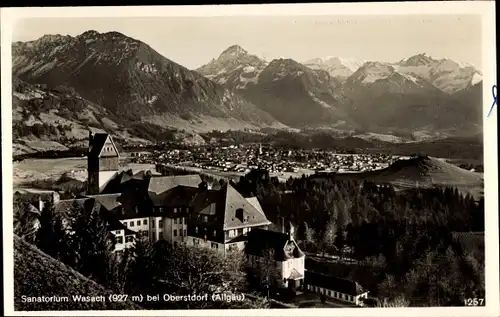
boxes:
[12,15,482,70]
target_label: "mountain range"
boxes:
[12,30,483,153]
[197,46,482,136]
[12,31,285,153]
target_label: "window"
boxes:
[152,219,155,226]
[211,243,218,249]
[174,230,177,237]
[195,226,199,233]
[229,230,235,238]
[213,230,217,237]
[137,220,141,226]
[174,218,177,224]
[180,218,183,225]
[116,236,124,244]
[142,231,148,237]
[143,219,147,225]
[159,207,163,212]
[328,290,331,296]
[158,220,163,227]
[130,222,135,227]
[174,208,177,213]
[125,236,134,243]
[123,221,128,227]
[193,238,199,246]
[236,208,244,221]
[203,216,208,223]
[184,229,187,236]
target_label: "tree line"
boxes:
[234,173,485,306]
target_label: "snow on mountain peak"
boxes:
[471,72,482,85]
[399,53,437,66]
[305,56,366,72]
[337,57,367,72]
[220,45,248,58]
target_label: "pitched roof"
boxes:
[245,229,304,261]
[245,197,266,216]
[86,194,122,212]
[148,175,202,196]
[88,133,119,158]
[191,184,271,230]
[107,213,130,232]
[14,189,59,202]
[223,185,271,230]
[288,268,304,280]
[54,198,130,234]
[100,167,160,195]
[54,198,99,217]
[304,271,368,296]
[150,185,198,208]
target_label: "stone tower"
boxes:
[87,131,120,195]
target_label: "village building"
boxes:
[187,184,272,254]
[245,222,305,289]
[304,271,369,306]
[52,197,137,253]
[14,189,60,212]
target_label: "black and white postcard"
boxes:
[1,2,498,316]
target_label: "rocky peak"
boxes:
[400,53,437,66]
[78,30,101,39]
[219,45,248,59]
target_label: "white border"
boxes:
[1,2,497,316]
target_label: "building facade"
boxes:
[186,184,271,255]
[245,225,305,289]
[304,270,369,306]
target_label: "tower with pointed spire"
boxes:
[87,131,120,195]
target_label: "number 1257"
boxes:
[464,298,485,306]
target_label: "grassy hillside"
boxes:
[14,236,142,311]
[313,156,483,199]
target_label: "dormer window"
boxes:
[236,208,244,222]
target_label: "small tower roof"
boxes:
[88,133,120,158]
